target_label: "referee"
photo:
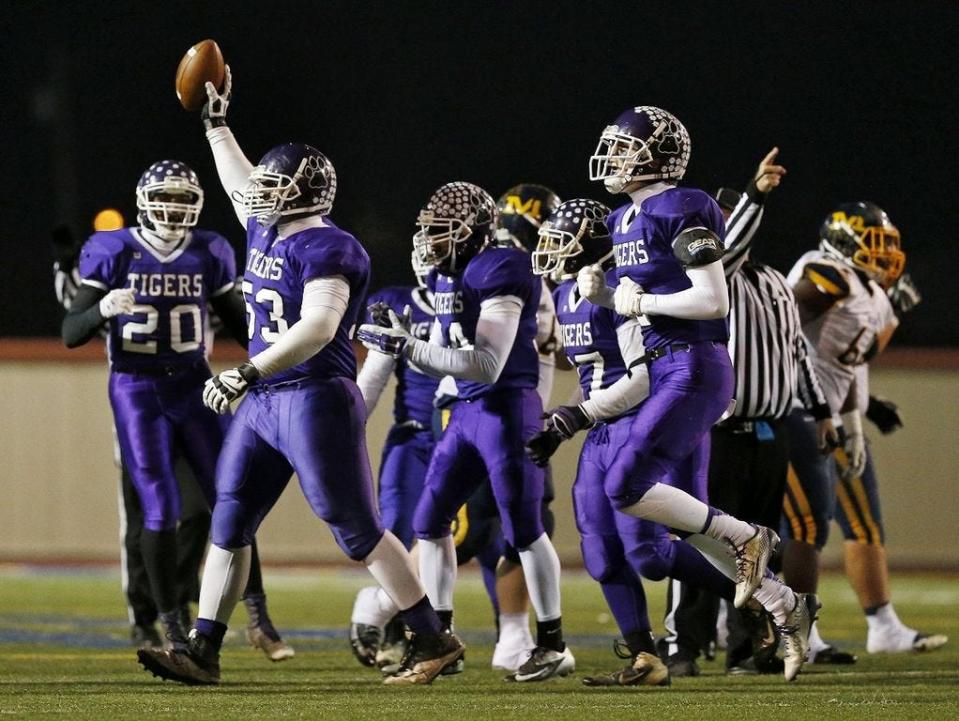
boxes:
[660,149,837,676]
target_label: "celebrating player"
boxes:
[61,161,289,659]
[357,182,572,682]
[578,106,817,680]
[136,67,463,687]
[784,202,946,656]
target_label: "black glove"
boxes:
[887,273,921,316]
[543,404,591,439]
[525,429,564,467]
[367,301,394,327]
[866,396,903,434]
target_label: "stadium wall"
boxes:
[1,341,956,569]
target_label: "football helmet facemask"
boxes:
[819,201,905,288]
[589,106,691,193]
[413,182,497,274]
[236,143,337,227]
[136,160,203,242]
[532,199,613,280]
[495,183,562,252]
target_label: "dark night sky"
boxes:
[2,1,956,344]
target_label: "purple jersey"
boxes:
[364,285,439,426]
[553,275,634,416]
[431,247,540,401]
[608,187,728,349]
[78,227,235,369]
[243,218,369,384]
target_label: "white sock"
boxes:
[704,513,755,546]
[517,533,562,622]
[363,531,425,611]
[198,544,252,624]
[686,533,737,578]
[807,620,829,653]
[499,612,534,647]
[620,482,709,533]
[350,585,399,628]
[866,602,906,635]
[417,535,457,611]
[751,575,797,626]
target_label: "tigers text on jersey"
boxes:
[431,246,540,401]
[787,250,898,414]
[78,227,235,369]
[608,186,728,349]
[243,217,370,384]
[553,275,636,418]
[364,285,438,425]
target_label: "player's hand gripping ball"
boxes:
[175,39,226,111]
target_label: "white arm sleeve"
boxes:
[206,127,255,227]
[579,319,650,422]
[405,296,521,383]
[639,260,729,320]
[357,350,396,416]
[249,276,349,378]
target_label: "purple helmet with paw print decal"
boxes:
[412,182,497,274]
[235,143,337,226]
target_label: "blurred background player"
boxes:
[60,160,289,660]
[579,106,816,681]
[138,67,462,687]
[660,148,839,676]
[358,181,572,682]
[784,202,947,657]
[348,250,439,670]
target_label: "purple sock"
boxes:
[194,618,228,651]
[599,567,652,638]
[670,541,736,601]
[400,596,443,636]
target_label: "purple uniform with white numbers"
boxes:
[211,218,384,560]
[77,227,236,531]
[413,246,546,549]
[557,277,734,625]
[365,285,439,547]
[603,188,735,510]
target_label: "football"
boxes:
[175,39,225,111]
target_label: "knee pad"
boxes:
[581,534,626,583]
[210,500,255,548]
[633,539,675,581]
[330,520,384,562]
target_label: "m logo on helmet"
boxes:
[830,211,866,233]
[503,195,544,221]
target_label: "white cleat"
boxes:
[733,526,780,608]
[492,638,536,672]
[780,593,819,682]
[509,646,575,682]
[867,628,948,654]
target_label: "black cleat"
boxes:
[508,646,576,682]
[138,629,221,686]
[131,623,162,650]
[382,630,465,686]
[809,645,857,664]
[349,623,382,668]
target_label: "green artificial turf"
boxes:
[0,566,956,720]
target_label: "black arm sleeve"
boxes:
[210,285,249,349]
[62,284,107,348]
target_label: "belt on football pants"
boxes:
[625,343,690,376]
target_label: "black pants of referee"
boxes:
[120,454,211,630]
[663,418,789,667]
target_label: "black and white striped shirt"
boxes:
[722,187,830,421]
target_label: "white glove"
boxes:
[576,265,614,308]
[839,411,867,481]
[202,64,232,130]
[202,361,260,414]
[99,288,135,318]
[613,276,645,318]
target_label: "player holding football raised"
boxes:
[137,67,463,686]
[357,182,572,682]
[576,106,817,680]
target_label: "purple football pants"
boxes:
[211,377,384,561]
[414,387,545,549]
[605,341,734,510]
[378,424,434,549]
[109,365,222,532]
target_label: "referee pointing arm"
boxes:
[661,149,837,676]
